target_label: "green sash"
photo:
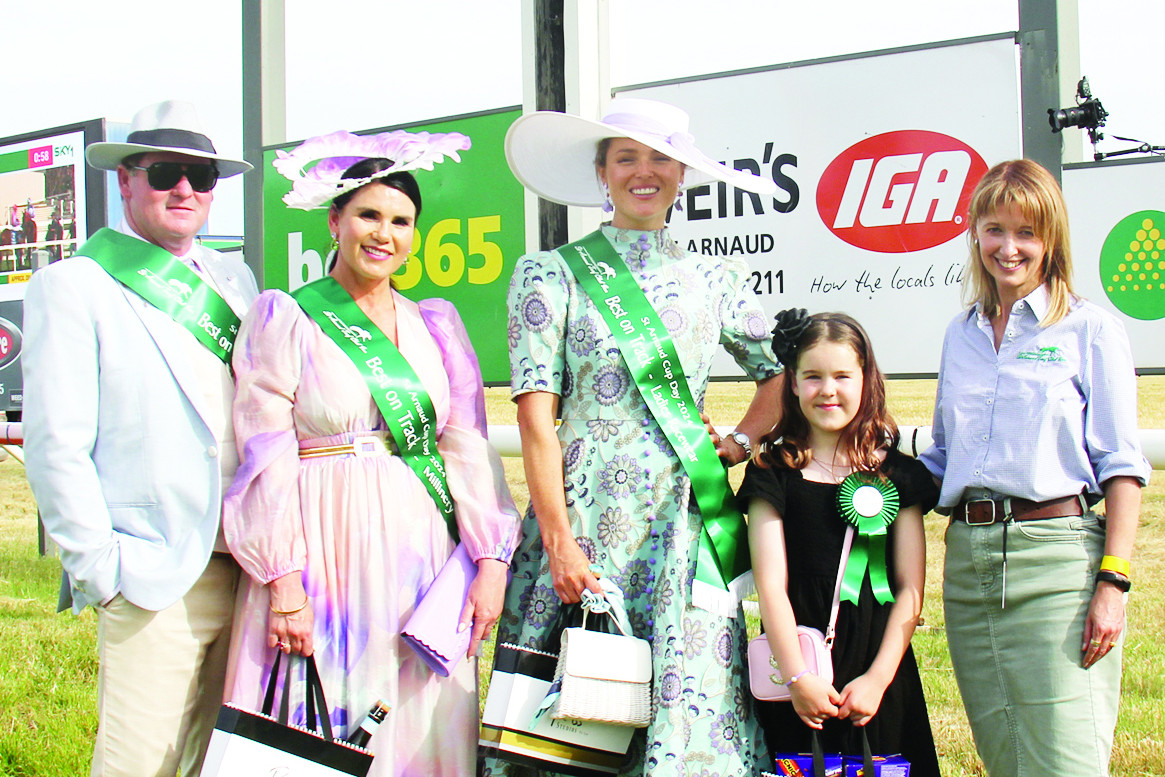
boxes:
[292,277,458,541]
[559,230,750,614]
[80,228,239,363]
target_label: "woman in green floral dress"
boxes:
[485,98,784,777]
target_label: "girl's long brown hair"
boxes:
[757,313,898,472]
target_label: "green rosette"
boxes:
[837,472,899,605]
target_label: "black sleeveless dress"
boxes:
[737,449,941,777]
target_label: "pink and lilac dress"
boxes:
[223,289,520,777]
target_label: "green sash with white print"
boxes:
[80,228,239,363]
[560,230,750,615]
[292,277,458,541]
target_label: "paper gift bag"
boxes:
[204,705,373,776]
[479,642,635,776]
[203,652,373,777]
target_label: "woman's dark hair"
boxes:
[593,138,613,169]
[329,158,423,218]
[326,159,422,274]
[757,312,898,473]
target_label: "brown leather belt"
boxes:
[952,494,1085,525]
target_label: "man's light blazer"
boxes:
[22,223,259,612]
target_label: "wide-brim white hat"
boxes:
[505,97,776,207]
[85,100,252,177]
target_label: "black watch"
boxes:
[1096,570,1131,593]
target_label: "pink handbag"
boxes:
[748,526,853,702]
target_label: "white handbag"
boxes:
[547,582,652,727]
[748,526,854,702]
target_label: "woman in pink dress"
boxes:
[223,131,521,776]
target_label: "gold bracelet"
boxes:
[1100,555,1131,577]
[270,597,309,616]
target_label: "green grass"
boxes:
[2,377,1163,775]
[0,459,97,776]
[489,377,1165,776]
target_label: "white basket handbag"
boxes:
[547,582,652,727]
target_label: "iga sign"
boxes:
[818,131,987,253]
[625,34,1021,375]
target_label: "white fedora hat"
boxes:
[505,97,776,207]
[85,100,252,178]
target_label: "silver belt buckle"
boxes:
[964,498,998,525]
[351,435,384,458]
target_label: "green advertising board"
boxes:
[261,107,524,383]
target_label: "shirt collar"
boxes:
[971,283,1051,325]
[115,218,204,274]
[1021,284,1051,321]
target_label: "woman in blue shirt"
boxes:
[920,159,1150,776]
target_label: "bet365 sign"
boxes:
[263,109,525,383]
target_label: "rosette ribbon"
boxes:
[836,473,899,605]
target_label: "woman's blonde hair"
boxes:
[963,159,1076,326]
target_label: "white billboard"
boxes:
[1063,158,1165,371]
[624,34,1022,375]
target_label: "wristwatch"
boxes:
[1096,570,1131,592]
[729,431,753,459]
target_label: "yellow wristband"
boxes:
[1100,555,1130,577]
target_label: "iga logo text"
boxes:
[816,130,987,253]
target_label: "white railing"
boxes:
[487,424,1165,469]
[4,422,1164,469]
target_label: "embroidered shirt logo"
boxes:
[1017,346,1066,362]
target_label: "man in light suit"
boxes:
[23,101,258,777]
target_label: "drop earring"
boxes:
[329,233,339,253]
[601,182,614,214]
[673,188,684,213]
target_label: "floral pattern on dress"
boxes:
[490,225,782,777]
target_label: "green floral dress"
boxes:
[487,225,782,777]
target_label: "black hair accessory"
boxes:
[771,308,812,368]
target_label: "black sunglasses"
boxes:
[127,161,219,193]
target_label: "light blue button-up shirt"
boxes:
[920,285,1150,508]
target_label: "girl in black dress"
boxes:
[739,311,940,776]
